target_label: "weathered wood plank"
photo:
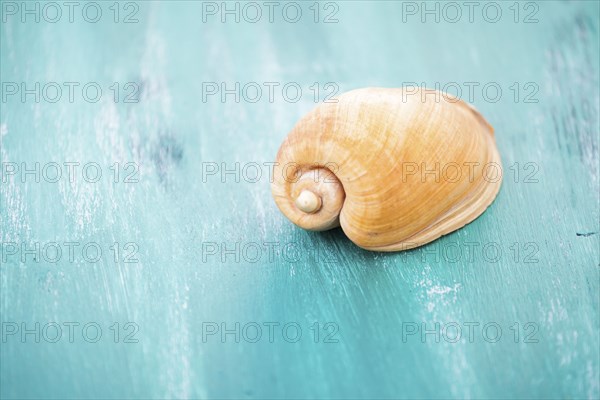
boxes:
[1,1,598,398]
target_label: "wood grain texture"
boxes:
[1,1,598,399]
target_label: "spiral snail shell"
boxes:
[271,87,502,252]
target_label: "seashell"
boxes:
[271,87,502,252]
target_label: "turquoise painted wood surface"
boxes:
[1,1,599,398]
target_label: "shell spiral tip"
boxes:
[295,190,322,214]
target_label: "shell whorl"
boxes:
[272,164,345,231]
[271,87,502,252]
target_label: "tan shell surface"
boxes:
[271,87,502,252]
